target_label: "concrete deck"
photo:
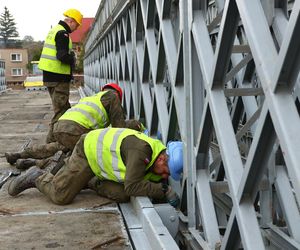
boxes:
[0,88,130,249]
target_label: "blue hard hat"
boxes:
[167,141,183,181]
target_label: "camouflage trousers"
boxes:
[20,142,68,169]
[15,120,90,169]
[19,132,81,167]
[45,82,71,143]
[20,141,67,159]
[35,135,129,205]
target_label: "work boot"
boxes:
[5,152,21,165]
[15,158,37,170]
[8,167,44,196]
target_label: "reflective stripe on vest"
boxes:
[38,24,72,74]
[59,91,109,129]
[84,128,166,182]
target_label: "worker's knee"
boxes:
[95,181,129,203]
[50,193,74,205]
[44,186,75,205]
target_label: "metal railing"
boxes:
[84,0,300,249]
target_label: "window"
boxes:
[11,53,22,62]
[11,68,23,76]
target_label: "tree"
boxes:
[0,6,19,46]
[76,46,85,73]
[23,35,34,43]
[22,35,42,61]
[22,39,43,73]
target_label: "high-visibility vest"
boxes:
[38,24,72,74]
[59,91,109,129]
[84,128,166,182]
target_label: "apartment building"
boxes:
[0,48,28,85]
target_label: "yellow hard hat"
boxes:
[63,9,83,26]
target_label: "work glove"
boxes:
[70,51,76,70]
[166,187,180,208]
[70,50,76,59]
[138,122,146,132]
[125,119,145,132]
[163,184,180,208]
[143,128,149,136]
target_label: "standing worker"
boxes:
[38,9,83,143]
[5,83,144,169]
[8,128,183,208]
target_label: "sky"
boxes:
[0,0,101,41]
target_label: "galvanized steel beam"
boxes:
[84,0,300,248]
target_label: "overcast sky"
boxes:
[0,1,101,41]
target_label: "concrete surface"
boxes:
[0,88,130,249]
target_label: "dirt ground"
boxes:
[0,88,131,249]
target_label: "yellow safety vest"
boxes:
[84,128,166,182]
[38,24,72,74]
[59,91,109,129]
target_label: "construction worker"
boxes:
[38,9,83,143]
[5,83,143,169]
[8,128,183,208]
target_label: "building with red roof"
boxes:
[70,18,94,44]
[69,18,94,73]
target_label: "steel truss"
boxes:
[84,0,300,249]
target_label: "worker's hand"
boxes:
[165,186,180,208]
[70,50,76,59]
[139,122,146,132]
[125,119,144,132]
[70,51,76,69]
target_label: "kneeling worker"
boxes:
[8,128,183,208]
[5,83,143,169]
